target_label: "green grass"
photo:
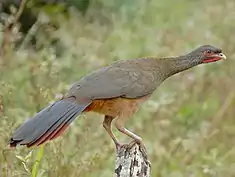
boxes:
[0,0,235,176]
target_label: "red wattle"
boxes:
[203,57,221,63]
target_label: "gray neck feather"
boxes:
[159,54,200,79]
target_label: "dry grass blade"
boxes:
[1,0,27,57]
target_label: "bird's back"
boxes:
[67,57,166,102]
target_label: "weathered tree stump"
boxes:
[115,143,151,177]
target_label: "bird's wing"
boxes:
[67,60,162,100]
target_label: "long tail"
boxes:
[9,98,91,148]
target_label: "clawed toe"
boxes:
[115,140,149,162]
[133,140,149,161]
[115,140,137,150]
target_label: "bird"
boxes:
[9,45,226,156]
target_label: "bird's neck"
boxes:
[158,54,200,78]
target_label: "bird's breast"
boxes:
[83,96,150,117]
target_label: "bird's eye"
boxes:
[206,50,211,54]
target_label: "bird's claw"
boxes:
[129,140,151,166]
[115,140,136,151]
[115,140,150,165]
[137,141,148,161]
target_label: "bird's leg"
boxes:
[103,115,120,149]
[115,117,148,160]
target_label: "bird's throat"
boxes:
[162,56,199,78]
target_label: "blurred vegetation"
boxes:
[0,0,235,176]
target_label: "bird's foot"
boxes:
[115,140,150,165]
[115,140,136,151]
[115,141,151,166]
[133,139,151,166]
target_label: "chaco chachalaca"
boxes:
[10,45,226,156]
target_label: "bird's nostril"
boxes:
[219,53,227,59]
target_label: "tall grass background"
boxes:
[0,0,235,176]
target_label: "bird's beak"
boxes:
[203,53,227,63]
[217,53,227,60]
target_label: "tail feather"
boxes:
[49,122,69,140]
[10,99,91,147]
[28,111,78,147]
[36,114,73,147]
[47,110,78,141]
[38,121,69,146]
[26,106,78,147]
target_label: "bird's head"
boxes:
[161,45,226,78]
[187,45,226,64]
